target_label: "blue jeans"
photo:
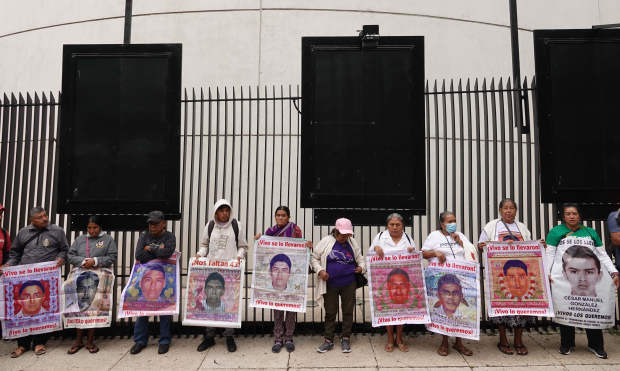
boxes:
[134,315,172,346]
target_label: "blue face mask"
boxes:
[445,223,458,234]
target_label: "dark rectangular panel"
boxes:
[534,29,620,204]
[301,36,425,210]
[59,44,182,216]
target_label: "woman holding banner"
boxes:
[66,215,117,355]
[311,218,365,353]
[478,198,536,356]
[254,206,313,353]
[546,204,619,359]
[422,211,478,356]
[370,213,416,353]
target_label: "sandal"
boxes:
[497,342,513,355]
[515,345,528,356]
[396,343,409,352]
[34,344,47,355]
[437,345,449,356]
[68,344,85,355]
[86,345,100,354]
[11,346,27,358]
[453,345,473,356]
[384,343,394,352]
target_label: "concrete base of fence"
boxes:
[2,331,620,370]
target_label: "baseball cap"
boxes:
[335,218,354,235]
[147,210,165,222]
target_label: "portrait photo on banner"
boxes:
[250,236,309,312]
[367,251,430,326]
[63,267,114,328]
[0,261,63,339]
[424,261,480,340]
[551,238,616,329]
[183,258,244,328]
[484,241,553,317]
[118,251,181,317]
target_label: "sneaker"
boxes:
[285,340,295,352]
[558,346,571,355]
[316,339,335,353]
[272,341,283,353]
[588,347,607,359]
[130,343,146,355]
[226,336,237,352]
[341,337,351,353]
[197,337,215,352]
[158,344,170,354]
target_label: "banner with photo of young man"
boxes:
[249,236,309,312]
[424,260,481,340]
[62,268,114,328]
[0,261,62,339]
[183,257,244,328]
[118,251,181,318]
[550,237,615,329]
[367,251,430,327]
[484,241,553,317]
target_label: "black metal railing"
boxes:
[1,79,617,340]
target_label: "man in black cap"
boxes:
[130,211,177,356]
[1,206,68,358]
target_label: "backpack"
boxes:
[207,219,239,245]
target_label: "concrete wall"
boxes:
[1,0,617,95]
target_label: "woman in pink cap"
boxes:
[310,218,366,353]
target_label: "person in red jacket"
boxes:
[0,203,11,265]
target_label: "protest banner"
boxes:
[62,268,114,328]
[249,236,309,312]
[484,241,553,317]
[424,260,481,340]
[550,237,615,329]
[367,251,430,326]
[183,257,244,328]
[0,261,62,339]
[118,251,181,318]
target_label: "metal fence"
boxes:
[0,79,617,340]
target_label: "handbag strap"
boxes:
[22,228,45,247]
[340,240,359,268]
[500,219,517,240]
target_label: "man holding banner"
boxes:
[195,199,249,353]
[126,211,178,356]
[1,206,67,358]
[546,204,619,359]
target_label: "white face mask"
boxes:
[445,223,457,233]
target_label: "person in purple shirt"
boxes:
[310,218,366,353]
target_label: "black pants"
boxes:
[559,324,604,350]
[17,332,52,350]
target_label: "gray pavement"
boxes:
[1,331,619,370]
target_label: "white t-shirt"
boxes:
[422,230,471,264]
[370,230,416,254]
[478,221,523,243]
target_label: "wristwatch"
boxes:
[611,272,619,278]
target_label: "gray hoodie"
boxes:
[197,199,249,260]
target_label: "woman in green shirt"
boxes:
[546,204,620,359]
